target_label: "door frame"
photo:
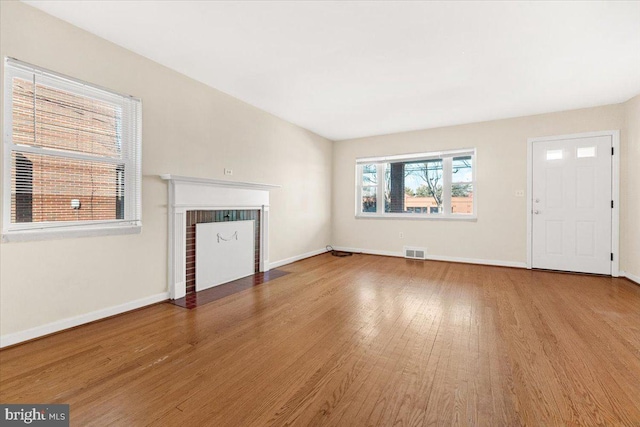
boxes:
[526,130,620,276]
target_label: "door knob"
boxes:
[533,210,541,214]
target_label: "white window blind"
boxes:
[3,57,142,241]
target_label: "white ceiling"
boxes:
[24,1,640,141]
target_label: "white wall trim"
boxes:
[526,130,620,276]
[423,255,526,268]
[0,292,169,348]
[332,246,402,258]
[332,246,527,268]
[620,271,640,285]
[269,248,328,269]
[160,174,280,191]
[612,131,621,277]
[2,224,141,243]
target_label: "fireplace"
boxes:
[160,175,279,299]
[185,209,260,295]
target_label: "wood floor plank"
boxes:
[2,254,640,426]
[326,262,447,426]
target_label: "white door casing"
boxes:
[527,131,619,275]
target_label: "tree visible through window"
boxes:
[361,164,377,213]
[357,149,475,218]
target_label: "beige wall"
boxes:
[333,105,628,266]
[0,1,333,336]
[622,95,640,280]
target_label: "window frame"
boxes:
[355,148,477,220]
[2,57,142,242]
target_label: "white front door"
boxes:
[532,135,612,274]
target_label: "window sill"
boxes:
[355,213,477,221]
[1,224,142,243]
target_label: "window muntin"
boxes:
[356,149,476,219]
[3,58,142,239]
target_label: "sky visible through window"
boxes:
[402,157,472,194]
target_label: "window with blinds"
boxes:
[3,58,142,241]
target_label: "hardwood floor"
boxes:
[1,253,640,426]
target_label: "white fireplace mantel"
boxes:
[161,174,280,299]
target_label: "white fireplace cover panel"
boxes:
[196,220,255,292]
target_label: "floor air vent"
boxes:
[404,246,427,260]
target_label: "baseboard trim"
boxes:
[269,248,328,269]
[331,246,527,269]
[620,271,640,285]
[332,246,402,258]
[424,254,527,269]
[0,292,169,348]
